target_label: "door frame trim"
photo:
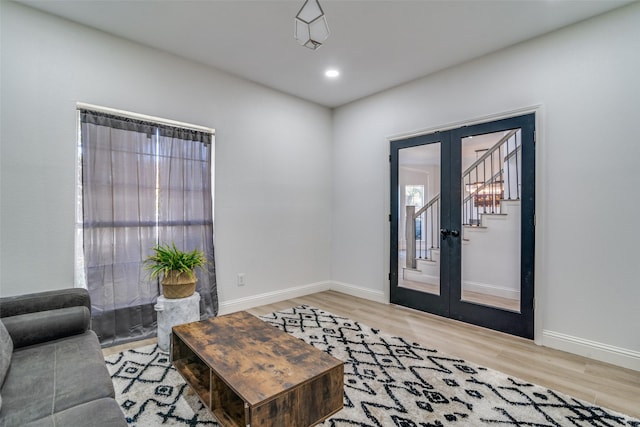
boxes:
[388,104,542,142]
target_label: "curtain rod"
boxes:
[76,102,215,135]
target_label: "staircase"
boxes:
[402,129,522,297]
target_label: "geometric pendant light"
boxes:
[294,0,330,50]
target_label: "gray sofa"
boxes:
[0,289,127,427]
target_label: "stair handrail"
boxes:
[463,129,518,176]
[504,143,521,162]
[462,171,503,206]
[410,129,518,220]
[462,130,521,225]
[405,128,521,266]
[413,193,440,219]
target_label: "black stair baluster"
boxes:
[506,134,512,200]
[499,143,504,204]
[418,215,422,259]
[491,151,495,213]
[516,131,521,200]
[430,206,434,259]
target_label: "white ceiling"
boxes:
[16,0,636,108]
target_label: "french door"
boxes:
[390,113,535,338]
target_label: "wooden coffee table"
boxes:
[171,311,344,427]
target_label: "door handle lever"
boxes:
[441,228,460,239]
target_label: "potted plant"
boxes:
[145,242,206,299]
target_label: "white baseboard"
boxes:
[463,280,520,300]
[542,329,640,371]
[329,281,387,304]
[218,280,387,315]
[218,281,332,315]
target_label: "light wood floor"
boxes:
[104,290,640,419]
[247,291,639,419]
[398,251,520,312]
[399,279,521,312]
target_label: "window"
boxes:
[76,106,218,346]
[405,185,424,208]
[405,185,424,239]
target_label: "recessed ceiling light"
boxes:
[325,69,340,78]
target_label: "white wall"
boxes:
[0,2,333,307]
[2,0,639,370]
[332,3,640,369]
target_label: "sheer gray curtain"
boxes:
[80,110,217,346]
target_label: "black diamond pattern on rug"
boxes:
[105,305,640,426]
[106,345,217,426]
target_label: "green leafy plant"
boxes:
[144,242,206,280]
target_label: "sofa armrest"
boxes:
[0,288,90,318]
[2,306,91,348]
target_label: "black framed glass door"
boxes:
[390,113,535,339]
[391,131,450,317]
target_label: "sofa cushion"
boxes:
[2,306,90,349]
[0,319,13,404]
[20,398,127,427]
[0,288,90,318]
[0,330,115,427]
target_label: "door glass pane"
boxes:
[398,143,441,295]
[461,129,521,312]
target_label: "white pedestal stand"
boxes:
[154,292,200,352]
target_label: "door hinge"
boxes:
[389,154,392,162]
[388,272,392,281]
[389,214,392,222]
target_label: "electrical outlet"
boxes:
[237,273,246,286]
